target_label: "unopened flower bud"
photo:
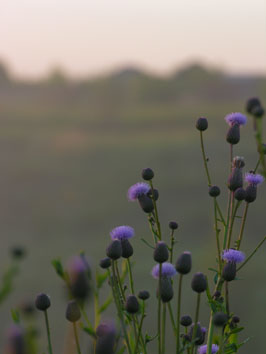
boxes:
[138,290,150,301]
[142,168,154,181]
[196,117,208,131]
[226,124,240,145]
[180,315,192,327]
[35,293,51,311]
[154,242,169,263]
[99,257,111,269]
[213,312,228,327]
[138,194,154,213]
[232,315,240,323]
[66,300,81,322]
[106,240,122,260]
[209,186,220,197]
[191,272,207,293]
[121,239,133,258]
[253,105,264,118]
[188,323,206,345]
[245,184,257,203]
[159,277,174,303]
[222,262,236,281]
[246,97,261,114]
[175,252,192,274]
[169,221,178,230]
[234,188,246,201]
[148,188,159,201]
[125,295,139,314]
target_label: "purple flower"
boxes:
[127,182,150,201]
[152,262,177,279]
[245,173,264,186]
[222,249,245,264]
[225,112,247,126]
[110,226,135,240]
[198,344,219,354]
[68,256,88,275]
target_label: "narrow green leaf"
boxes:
[99,296,113,313]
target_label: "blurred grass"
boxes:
[0,62,265,352]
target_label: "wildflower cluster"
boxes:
[3,98,266,354]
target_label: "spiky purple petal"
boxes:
[151,262,177,279]
[110,226,135,240]
[127,182,150,201]
[222,249,245,264]
[245,173,264,186]
[198,344,219,354]
[225,112,247,126]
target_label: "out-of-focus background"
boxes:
[0,1,265,353]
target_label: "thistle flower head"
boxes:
[151,262,177,279]
[225,112,247,126]
[232,156,245,168]
[222,249,245,264]
[245,173,264,186]
[68,256,88,275]
[198,344,219,354]
[127,182,150,201]
[110,226,135,240]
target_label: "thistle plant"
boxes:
[4,98,266,354]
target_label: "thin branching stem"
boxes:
[236,203,249,250]
[176,274,183,354]
[237,236,266,272]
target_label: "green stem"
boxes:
[149,181,162,240]
[162,303,167,354]
[190,293,201,354]
[134,301,147,354]
[215,200,226,226]
[213,199,222,274]
[158,264,162,354]
[147,215,158,243]
[236,203,249,250]
[176,274,183,354]
[225,281,230,315]
[237,236,266,272]
[223,191,232,249]
[73,322,82,354]
[226,192,235,249]
[44,310,53,354]
[127,258,135,295]
[200,131,211,186]
[167,303,176,336]
[115,261,126,301]
[254,158,261,173]
[206,312,214,354]
[111,261,132,354]
[169,230,175,264]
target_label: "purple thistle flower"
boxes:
[110,226,135,240]
[222,249,245,264]
[225,112,247,126]
[245,173,264,186]
[127,182,150,201]
[198,344,219,354]
[68,256,87,275]
[151,262,177,279]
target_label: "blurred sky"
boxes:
[1,0,266,78]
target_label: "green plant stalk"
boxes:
[149,181,162,240]
[44,310,53,354]
[236,203,249,250]
[162,303,167,354]
[254,118,266,175]
[127,258,135,295]
[237,236,266,272]
[225,281,230,315]
[190,293,201,354]
[167,303,176,336]
[147,215,158,243]
[206,311,214,354]
[158,264,162,354]
[73,322,82,354]
[226,192,235,249]
[111,261,132,354]
[254,158,261,173]
[176,274,183,354]
[134,301,147,354]
[115,261,126,301]
[213,199,222,274]
[169,229,175,264]
[223,191,232,250]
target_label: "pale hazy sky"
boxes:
[1,0,266,78]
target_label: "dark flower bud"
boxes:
[234,188,246,201]
[191,272,207,293]
[213,312,228,327]
[65,300,81,322]
[213,290,221,298]
[175,251,192,274]
[10,246,26,260]
[159,277,174,303]
[148,188,159,201]
[99,257,111,269]
[222,262,236,281]
[218,296,224,303]
[142,168,154,180]
[233,156,245,169]
[35,293,51,311]
[252,105,264,118]
[96,322,116,354]
[209,185,220,197]
[138,194,154,213]
[232,315,240,323]
[106,240,122,260]
[196,117,208,131]
[138,290,150,301]
[246,97,261,114]
[6,325,26,354]
[121,239,133,258]
[245,184,257,203]
[125,295,139,314]
[188,323,206,345]
[169,221,178,230]
[262,143,266,155]
[226,124,240,145]
[180,315,192,327]
[154,241,169,263]
[228,168,243,191]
